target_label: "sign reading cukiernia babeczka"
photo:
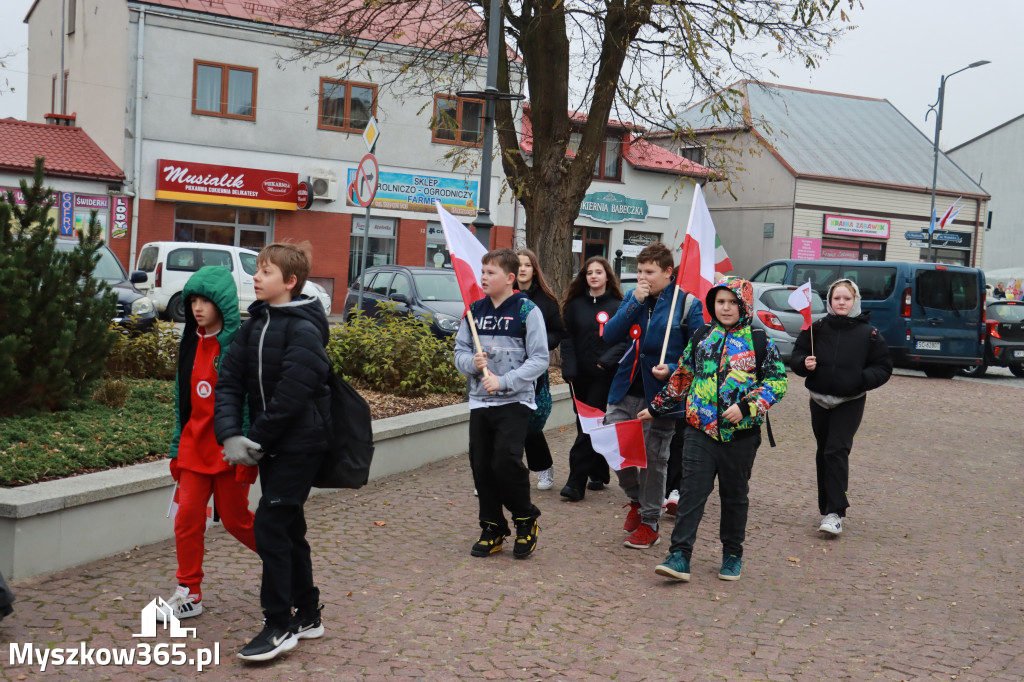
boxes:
[579,191,649,223]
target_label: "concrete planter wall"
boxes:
[0,385,574,580]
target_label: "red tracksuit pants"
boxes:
[175,469,257,597]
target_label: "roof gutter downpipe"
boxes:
[129,6,146,270]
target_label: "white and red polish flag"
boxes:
[787,279,814,331]
[590,420,647,470]
[436,201,487,311]
[677,185,719,322]
[938,197,962,228]
[573,395,647,469]
[574,395,607,435]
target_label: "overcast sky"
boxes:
[1,0,1021,150]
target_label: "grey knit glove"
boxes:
[222,436,264,466]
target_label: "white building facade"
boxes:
[947,114,1024,273]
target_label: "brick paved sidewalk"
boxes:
[3,375,1023,680]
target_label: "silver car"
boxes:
[749,282,826,364]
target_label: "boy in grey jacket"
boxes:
[454,248,549,559]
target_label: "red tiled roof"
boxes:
[128,0,487,55]
[519,107,713,178]
[0,119,125,182]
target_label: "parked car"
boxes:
[343,265,464,336]
[749,282,826,364]
[959,300,1024,377]
[134,241,330,321]
[751,259,986,378]
[54,239,157,332]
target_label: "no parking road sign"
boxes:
[350,154,379,208]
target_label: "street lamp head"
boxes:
[968,60,991,68]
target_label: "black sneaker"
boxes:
[471,522,509,557]
[559,485,584,502]
[290,604,325,640]
[512,517,539,559]
[586,480,605,491]
[237,622,297,662]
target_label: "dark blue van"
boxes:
[750,259,985,378]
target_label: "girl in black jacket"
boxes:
[791,279,892,536]
[557,256,624,501]
[516,249,566,490]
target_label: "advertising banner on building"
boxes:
[155,159,299,211]
[345,169,478,216]
[111,196,129,239]
[73,195,110,237]
[823,214,890,239]
[791,237,822,259]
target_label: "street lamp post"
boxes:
[457,0,523,249]
[925,60,990,262]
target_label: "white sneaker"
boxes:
[156,585,202,623]
[663,490,680,517]
[818,513,842,535]
[537,467,554,490]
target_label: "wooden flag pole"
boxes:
[658,284,681,365]
[465,307,490,379]
[810,320,815,358]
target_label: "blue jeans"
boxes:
[669,426,760,560]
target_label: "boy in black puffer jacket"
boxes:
[214,243,331,663]
[791,278,892,537]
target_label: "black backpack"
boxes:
[313,369,375,488]
[689,323,776,447]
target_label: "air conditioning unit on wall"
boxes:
[310,176,338,202]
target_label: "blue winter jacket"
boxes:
[603,286,704,408]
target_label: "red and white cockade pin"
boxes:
[596,311,610,336]
[629,324,642,341]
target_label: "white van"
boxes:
[135,242,330,321]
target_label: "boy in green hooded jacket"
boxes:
[161,266,258,622]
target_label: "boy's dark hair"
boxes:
[636,242,674,271]
[258,242,311,296]
[482,248,519,276]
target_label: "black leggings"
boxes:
[809,396,866,517]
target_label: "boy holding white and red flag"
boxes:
[642,277,788,583]
[602,242,704,550]
[453,248,549,559]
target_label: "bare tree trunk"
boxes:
[522,183,585,297]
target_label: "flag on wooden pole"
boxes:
[436,201,486,312]
[678,185,719,322]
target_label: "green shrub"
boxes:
[329,303,463,396]
[0,378,175,486]
[106,320,179,380]
[92,379,130,408]
[0,158,116,416]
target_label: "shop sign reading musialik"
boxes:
[154,159,299,211]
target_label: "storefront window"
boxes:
[820,238,885,261]
[571,226,610,273]
[619,230,661,275]
[425,221,453,269]
[925,247,970,266]
[350,216,397,281]
[173,204,273,248]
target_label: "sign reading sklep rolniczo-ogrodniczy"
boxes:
[579,192,649,223]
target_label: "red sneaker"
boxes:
[623,523,660,549]
[622,501,642,533]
